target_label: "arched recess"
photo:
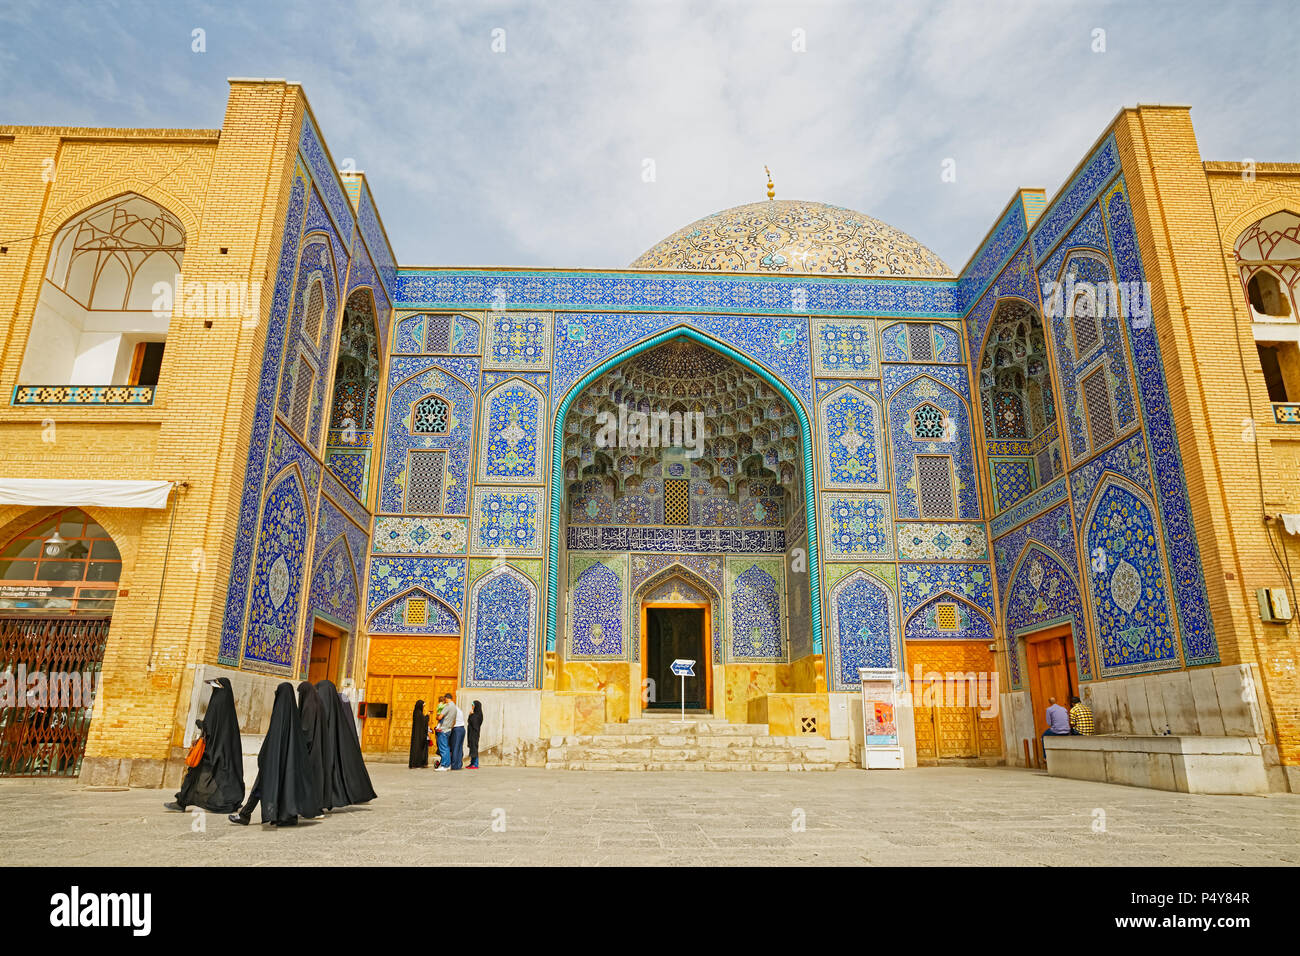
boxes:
[465,564,538,688]
[632,563,723,665]
[1080,473,1179,675]
[245,465,311,670]
[827,569,897,692]
[378,363,476,515]
[1233,210,1300,403]
[0,507,124,777]
[367,585,461,635]
[548,326,821,655]
[818,383,886,489]
[903,591,993,641]
[19,193,185,396]
[976,296,1060,512]
[323,286,382,504]
[478,377,545,483]
[567,560,626,658]
[887,373,977,520]
[1003,540,1090,688]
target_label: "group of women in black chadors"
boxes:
[166,677,376,827]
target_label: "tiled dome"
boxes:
[630,199,953,277]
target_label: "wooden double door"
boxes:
[908,640,1001,763]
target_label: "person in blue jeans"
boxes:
[449,697,467,770]
[434,696,454,771]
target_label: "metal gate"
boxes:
[0,616,110,777]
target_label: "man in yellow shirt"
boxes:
[1069,695,1095,735]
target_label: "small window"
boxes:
[406,450,447,514]
[913,403,946,440]
[411,394,450,435]
[1248,272,1293,319]
[664,478,690,525]
[1071,291,1102,357]
[289,353,315,437]
[916,455,955,518]
[1258,342,1300,404]
[935,603,959,631]
[302,279,325,345]
[907,323,934,361]
[405,597,428,625]
[425,314,452,352]
[1082,367,1115,449]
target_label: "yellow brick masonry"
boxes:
[0,81,306,785]
[1111,107,1300,773]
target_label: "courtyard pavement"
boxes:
[0,763,1295,866]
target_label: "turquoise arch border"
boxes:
[546,325,823,656]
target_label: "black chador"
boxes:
[408,699,429,769]
[315,679,377,807]
[298,681,327,814]
[229,682,321,826]
[167,677,244,814]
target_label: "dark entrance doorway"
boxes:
[645,607,706,710]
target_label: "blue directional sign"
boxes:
[670,659,695,677]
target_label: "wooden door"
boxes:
[640,601,711,711]
[906,641,1001,763]
[1026,625,1077,746]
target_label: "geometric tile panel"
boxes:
[471,486,545,556]
[326,448,370,501]
[812,317,876,376]
[1002,543,1087,690]
[244,470,310,671]
[991,457,1035,512]
[372,516,468,554]
[887,371,979,520]
[903,593,993,641]
[366,556,466,617]
[820,492,894,559]
[896,522,988,561]
[485,311,552,369]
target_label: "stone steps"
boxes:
[546,718,851,771]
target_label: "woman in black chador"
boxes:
[466,700,483,770]
[315,679,377,808]
[408,699,429,769]
[228,682,321,827]
[298,681,327,814]
[165,677,244,813]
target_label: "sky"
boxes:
[1,0,1296,273]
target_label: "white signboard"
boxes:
[858,667,904,769]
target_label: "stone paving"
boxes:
[0,762,1295,866]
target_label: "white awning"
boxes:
[0,479,174,510]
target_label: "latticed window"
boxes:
[916,455,955,518]
[406,450,447,513]
[907,323,934,361]
[289,353,315,438]
[424,314,452,352]
[1071,291,1101,358]
[663,479,690,525]
[913,404,946,440]
[405,597,428,625]
[302,279,325,345]
[935,603,959,631]
[1082,367,1115,449]
[411,394,450,434]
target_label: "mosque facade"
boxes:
[0,81,1297,789]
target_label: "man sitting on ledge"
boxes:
[1042,696,1072,760]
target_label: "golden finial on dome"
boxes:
[765,166,774,200]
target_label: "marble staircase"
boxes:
[545,715,852,771]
